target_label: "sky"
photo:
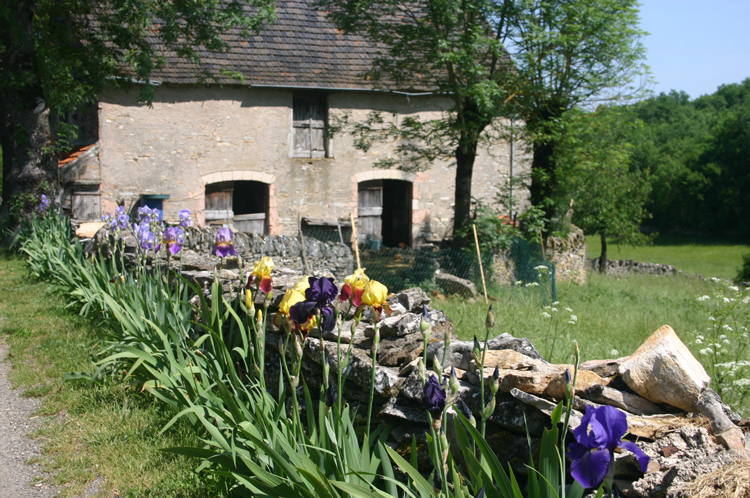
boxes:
[637,0,750,100]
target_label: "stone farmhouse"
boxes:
[60,0,525,247]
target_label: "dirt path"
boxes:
[0,340,57,498]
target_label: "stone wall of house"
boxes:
[96,85,530,246]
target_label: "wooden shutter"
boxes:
[293,96,327,158]
[309,99,327,158]
[293,99,311,157]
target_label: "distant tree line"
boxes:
[626,79,750,236]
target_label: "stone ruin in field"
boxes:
[78,223,750,497]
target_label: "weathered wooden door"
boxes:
[71,191,101,220]
[205,181,233,225]
[358,181,383,241]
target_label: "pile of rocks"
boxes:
[260,276,748,497]
[589,258,682,277]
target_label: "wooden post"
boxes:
[540,228,546,260]
[473,224,488,304]
[298,206,311,275]
[350,212,361,269]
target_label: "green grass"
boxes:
[440,272,714,364]
[585,233,750,279]
[0,253,225,498]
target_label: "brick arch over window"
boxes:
[200,171,275,185]
[353,170,416,184]
[199,171,279,234]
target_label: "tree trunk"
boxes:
[598,231,607,274]
[452,135,479,245]
[0,0,59,230]
[528,139,557,227]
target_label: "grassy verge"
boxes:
[440,272,713,364]
[585,233,750,279]
[0,253,224,498]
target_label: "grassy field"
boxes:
[439,272,713,363]
[0,254,223,498]
[585,233,750,280]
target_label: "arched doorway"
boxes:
[205,180,269,234]
[358,179,412,247]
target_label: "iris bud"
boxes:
[449,366,459,395]
[490,365,500,395]
[482,396,496,421]
[432,357,442,376]
[564,368,575,401]
[418,358,426,383]
[244,289,253,311]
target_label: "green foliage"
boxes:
[627,79,750,235]
[690,283,750,416]
[736,253,750,284]
[555,107,652,248]
[18,209,598,497]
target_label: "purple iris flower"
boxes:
[117,213,130,230]
[320,306,336,333]
[568,405,650,489]
[289,301,317,327]
[305,277,338,307]
[178,209,191,228]
[39,194,49,211]
[138,227,156,252]
[211,227,237,258]
[423,374,446,418]
[162,226,183,255]
[115,206,125,215]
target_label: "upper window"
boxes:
[293,95,328,158]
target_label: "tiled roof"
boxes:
[148,0,393,91]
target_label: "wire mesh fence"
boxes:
[301,225,557,302]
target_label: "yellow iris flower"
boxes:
[361,280,388,307]
[345,268,369,288]
[279,288,306,315]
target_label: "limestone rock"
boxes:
[427,333,544,370]
[75,222,105,238]
[582,384,664,416]
[434,271,478,298]
[618,325,710,412]
[630,426,741,498]
[387,288,430,313]
[579,357,628,378]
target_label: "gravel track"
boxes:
[0,340,57,498]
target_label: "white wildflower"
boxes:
[525,282,539,287]
[723,339,731,345]
[568,321,576,325]
[570,315,578,323]
[711,277,721,283]
[723,297,731,303]
[541,312,552,319]
[697,295,710,302]
[709,316,716,321]
[552,301,560,306]
[742,296,750,304]
[551,307,559,312]
[722,325,733,331]
[565,307,573,312]
[695,338,703,345]
[534,265,548,272]
[699,348,714,355]
[610,349,620,357]
[720,334,728,339]
[733,379,750,387]
[729,286,739,292]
